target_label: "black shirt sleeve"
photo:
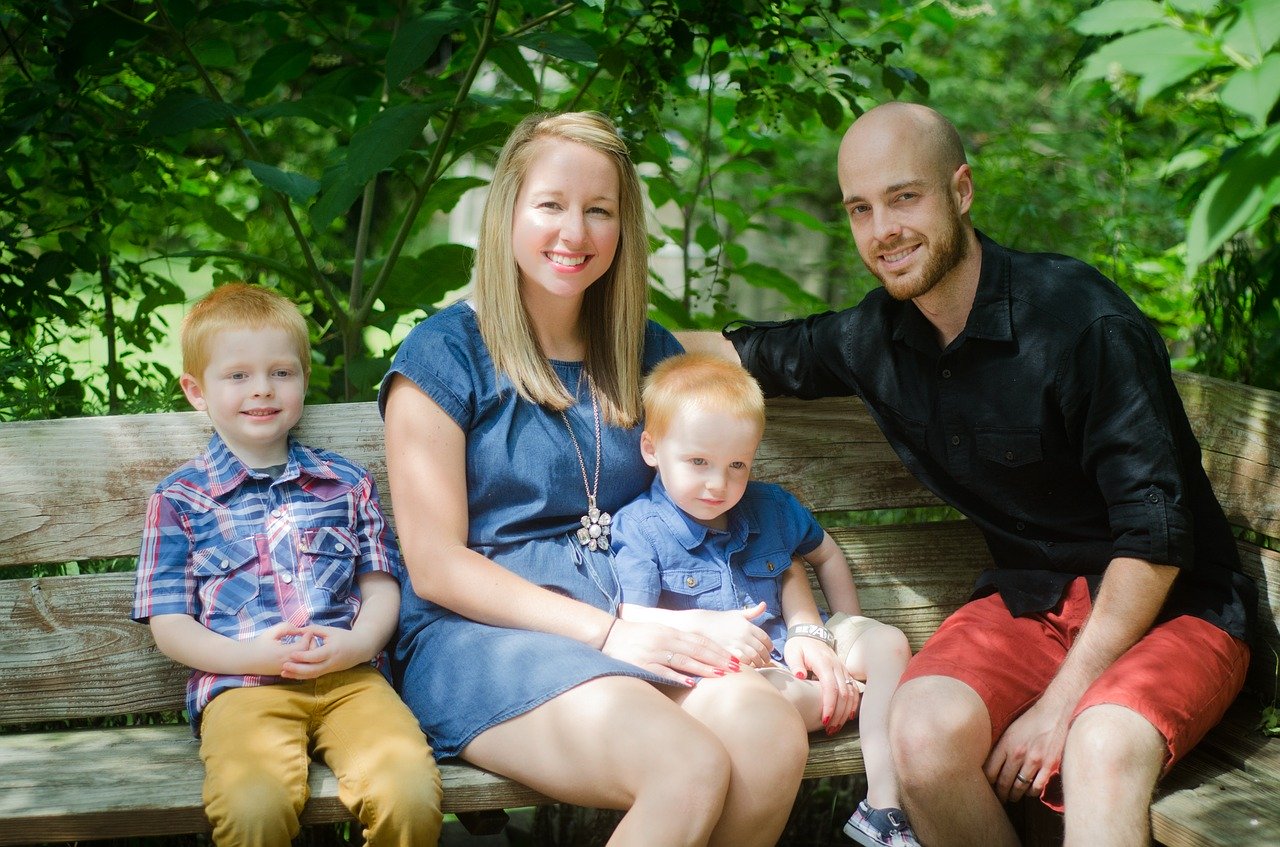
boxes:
[1059,314,1195,569]
[724,312,859,399]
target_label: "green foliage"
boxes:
[1,0,919,416]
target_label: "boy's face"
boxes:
[640,407,762,531]
[179,326,306,468]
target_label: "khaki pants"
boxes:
[199,664,442,847]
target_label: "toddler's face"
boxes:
[641,408,761,531]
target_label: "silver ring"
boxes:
[1014,774,1031,785]
[844,681,857,688]
[665,651,675,664]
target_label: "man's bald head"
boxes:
[839,102,968,185]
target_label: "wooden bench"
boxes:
[0,371,1276,846]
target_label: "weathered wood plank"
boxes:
[0,523,990,724]
[1174,371,1280,541]
[1152,699,1280,847]
[0,397,937,569]
[0,724,555,844]
[0,721,862,845]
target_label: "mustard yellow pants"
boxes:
[199,665,442,847]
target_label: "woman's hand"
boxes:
[784,636,861,734]
[602,618,740,686]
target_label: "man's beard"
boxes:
[866,208,968,302]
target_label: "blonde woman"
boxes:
[380,112,808,846]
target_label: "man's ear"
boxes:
[639,430,660,469]
[952,163,974,216]
[179,373,207,411]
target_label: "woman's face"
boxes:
[511,138,621,311]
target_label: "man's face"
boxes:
[838,130,972,301]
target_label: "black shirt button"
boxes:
[1004,450,1015,461]
[1016,522,1025,531]
[1147,492,1161,503]
[950,435,961,446]
[942,369,952,379]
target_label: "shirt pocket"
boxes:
[659,568,724,612]
[739,551,790,613]
[191,536,261,615]
[974,427,1043,468]
[300,526,359,597]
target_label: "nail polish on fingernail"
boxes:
[795,671,805,679]
[714,669,725,676]
[822,715,830,726]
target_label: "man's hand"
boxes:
[984,693,1072,803]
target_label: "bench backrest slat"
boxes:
[1,371,1276,726]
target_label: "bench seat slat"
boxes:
[0,723,862,845]
[1151,698,1280,847]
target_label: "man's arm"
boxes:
[674,330,737,361]
[984,556,1177,800]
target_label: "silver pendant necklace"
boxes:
[560,375,612,551]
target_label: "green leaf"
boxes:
[243,43,313,102]
[1220,54,1280,129]
[771,205,829,233]
[143,93,239,138]
[733,262,828,311]
[642,175,680,210]
[489,41,540,94]
[816,91,844,130]
[244,160,320,204]
[1186,125,1280,268]
[191,38,237,68]
[376,244,475,310]
[1070,0,1166,35]
[386,9,464,88]
[250,96,351,130]
[347,103,438,185]
[202,204,249,241]
[422,176,487,216]
[1166,0,1218,14]
[310,162,366,229]
[1222,0,1280,62]
[1076,27,1215,108]
[514,32,598,68]
[920,2,957,32]
[647,286,694,329]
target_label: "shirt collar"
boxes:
[649,475,752,551]
[891,230,1013,352]
[203,432,340,497]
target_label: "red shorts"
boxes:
[900,576,1249,811]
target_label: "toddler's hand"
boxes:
[245,622,311,676]
[784,636,860,734]
[280,625,374,679]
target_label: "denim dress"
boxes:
[378,302,682,759]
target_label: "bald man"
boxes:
[683,103,1254,847]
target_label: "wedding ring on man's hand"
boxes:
[844,680,857,688]
[1014,774,1031,785]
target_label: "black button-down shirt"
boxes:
[728,232,1254,640]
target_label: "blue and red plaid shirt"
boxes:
[132,433,402,731]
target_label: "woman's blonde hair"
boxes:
[642,353,766,441]
[181,283,310,381]
[475,111,649,427]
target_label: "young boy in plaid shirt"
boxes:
[132,283,441,847]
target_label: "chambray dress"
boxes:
[378,302,682,759]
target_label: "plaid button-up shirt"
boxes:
[132,433,401,731]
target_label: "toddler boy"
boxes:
[132,283,442,847]
[612,352,919,847]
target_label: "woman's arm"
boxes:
[384,375,614,643]
[384,375,735,680]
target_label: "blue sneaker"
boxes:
[843,800,922,847]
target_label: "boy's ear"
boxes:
[639,430,659,469]
[179,373,207,411]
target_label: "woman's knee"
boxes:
[690,672,809,775]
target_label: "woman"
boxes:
[380,112,807,846]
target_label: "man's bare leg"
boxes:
[1062,704,1164,847]
[889,676,1018,847]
